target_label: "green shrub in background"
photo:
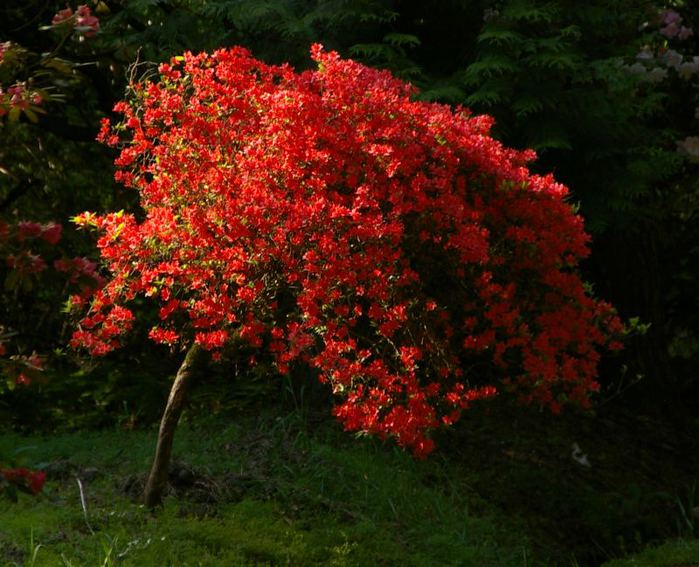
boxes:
[455,1,699,403]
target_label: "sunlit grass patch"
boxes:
[0,418,529,566]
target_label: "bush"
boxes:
[72,45,622,457]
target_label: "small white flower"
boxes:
[626,62,647,75]
[571,443,591,468]
[646,67,668,83]
[660,49,683,70]
[636,46,654,61]
[677,136,699,161]
[678,62,699,80]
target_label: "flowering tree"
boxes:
[72,45,623,506]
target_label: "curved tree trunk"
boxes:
[143,343,206,508]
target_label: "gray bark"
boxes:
[143,343,205,508]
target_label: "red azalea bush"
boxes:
[72,45,623,457]
[0,219,103,390]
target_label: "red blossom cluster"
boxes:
[74,46,623,456]
[0,82,43,118]
[1,467,46,496]
[0,44,43,119]
[0,219,103,386]
[51,5,100,37]
[1,220,101,286]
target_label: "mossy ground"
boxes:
[0,414,530,566]
[1,399,698,566]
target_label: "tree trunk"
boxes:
[143,343,206,508]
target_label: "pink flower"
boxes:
[661,22,680,39]
[26,353,44,370]
[72,257,97,275]
[0,42,11,64]
[52,7,74,25]
[678,26,694,41]
[75,5,100,37]
[40,223,62,245]
[17,221,42,240]
[28,471,46,495]
[15,373,31,386]
[28,254,48,273]
[662,10,682,26]
[51,5,99,37]
[7,252,47,273]
[53,258,70,272]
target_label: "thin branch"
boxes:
[76,477,95,535]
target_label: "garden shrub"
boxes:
[72,45,622,457]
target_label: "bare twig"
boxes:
[76,477,95,535]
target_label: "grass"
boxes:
[0,413,531,566]
[601,539,699,567]
[1,400,698,566]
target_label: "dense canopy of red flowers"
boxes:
[72,45,622,456]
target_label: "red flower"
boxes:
[40,223,62,245]
[17,221,42,240]
[72,45,624,458]
[51,7,73,25]
[1,467,46,495]
[51,5,100,37]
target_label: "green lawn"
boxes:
[0,416,530,566]
[1,406,698,566]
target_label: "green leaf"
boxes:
[463,57,519,83]
[477,29,524,46]
[383,33,421,48]
[23,108,39,124]
[418,85,465,103]
[502,1,557,23]
[42,58,74,74]
[5,271,20,291]
[349,43,396,60]
[511,96,544,118]
[524,52,579,71]
[464,89,504,107]
[359,10,399,24]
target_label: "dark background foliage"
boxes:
[1,2,698,563]
[1,0,697,428]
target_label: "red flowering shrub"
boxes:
[51,5,100,38]
[73,45,622,457]
[0,219,103,390]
